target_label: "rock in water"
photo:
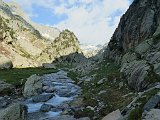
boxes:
[102,109,123,120]
[0,54,13,69]
[0,103,27,120]
[23,75,42,98]
[32,93,54,102]
[40,104,53,112]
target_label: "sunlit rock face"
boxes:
[0,1,82,67]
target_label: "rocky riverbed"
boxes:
[0,70,90,120]
[26,70,82,120]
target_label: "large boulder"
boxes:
[120,60,150,91]
[0,103,27,120]
[0,54,13,69]
[102,109,123,120]
[23,75,42,98]
[32,93,54,102]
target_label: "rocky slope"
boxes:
[84,0,160,119]
[0,0,82,67]
[8,1,61,41]
[102,0,160,91]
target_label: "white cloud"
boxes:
[4,0,130,45]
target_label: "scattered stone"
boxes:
[102,109,123,120]
[23,75,42,98]
[97,79,104,85]
[0,103,27,120]
[98,90,107,95]
[32,93,54,102]
[86,106,94,111]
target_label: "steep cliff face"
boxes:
[103,0,160,91]
[106,0,160,60]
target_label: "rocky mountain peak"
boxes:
[106,0,160,60]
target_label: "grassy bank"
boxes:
[0,68,57,86]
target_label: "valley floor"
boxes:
[0,60,160,120]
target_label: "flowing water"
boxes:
[25,70,81,120]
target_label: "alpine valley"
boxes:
[0,0,160,120]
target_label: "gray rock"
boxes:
[40,104,53,112]
[86,106,94,111]
[56,89,75,97]
[146,52,160,64]
[32,93,54,102]
[154,63,160,75]
[43,86,55,93]
[143,109,160,120]
[0,103,27,120]
[102,109,123,120]
[143,92,160,111]
[0,54,13,69]
[23,75,42,98]
[98,90,107,95]
[120,60,150,91]
[121,52,138,65]
[97,78,105,85]
[0,97,12,109]
[135,39,153,55]
[49,115,90,120]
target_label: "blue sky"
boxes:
[5,0,132,45]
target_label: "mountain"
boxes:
[7,1,61,41]
[80,44,102,58]
[0,0,82,67]
[102,0,160,91]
